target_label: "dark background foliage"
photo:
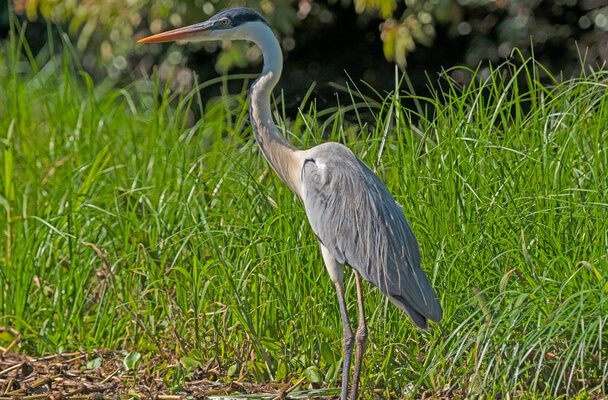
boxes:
[2,0,607,98]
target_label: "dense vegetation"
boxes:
[4,0,608,77]
[1,20,607,398]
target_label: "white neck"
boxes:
[240,22,300,192]
[240,22,283,95]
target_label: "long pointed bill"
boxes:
[137,21,213,44]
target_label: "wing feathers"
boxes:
[301,143,442,325]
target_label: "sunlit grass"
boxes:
[1,21,607,398]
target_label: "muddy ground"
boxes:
[0,350,339,399]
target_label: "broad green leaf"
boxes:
[304,366,323,384]
[123,351,141,371]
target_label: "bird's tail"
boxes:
[389,294,442,329]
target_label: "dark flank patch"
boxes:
[212,7,270,28]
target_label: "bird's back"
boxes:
[300,142,442,328]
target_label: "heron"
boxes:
[138,7,442,399]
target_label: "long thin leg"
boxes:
[319,245,353,400]
[335,281,354,400]
[350,270,368,400]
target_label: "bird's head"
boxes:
[138,7,270,44]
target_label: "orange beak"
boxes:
[137,21,214,44]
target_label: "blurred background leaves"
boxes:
[3,0,608,90]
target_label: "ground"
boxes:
[0,350,339,399]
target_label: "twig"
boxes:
[1,337,19,356]
[272,376,306,400]
[34,351,82,362]
[0,362,22,378]
[99,368,120,384]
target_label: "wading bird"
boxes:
[139,8,442,399]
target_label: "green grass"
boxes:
[1,22,607,398]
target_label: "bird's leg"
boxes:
[334,280,354,400]
[350,270,368,400]
[319,244,353,400]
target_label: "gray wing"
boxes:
[301,143,442,328]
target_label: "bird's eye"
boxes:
[219,18,229,26]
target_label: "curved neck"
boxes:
[244,23,298,190]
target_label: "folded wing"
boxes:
[301,143,442,327]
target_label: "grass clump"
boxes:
[1,25,607,398]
